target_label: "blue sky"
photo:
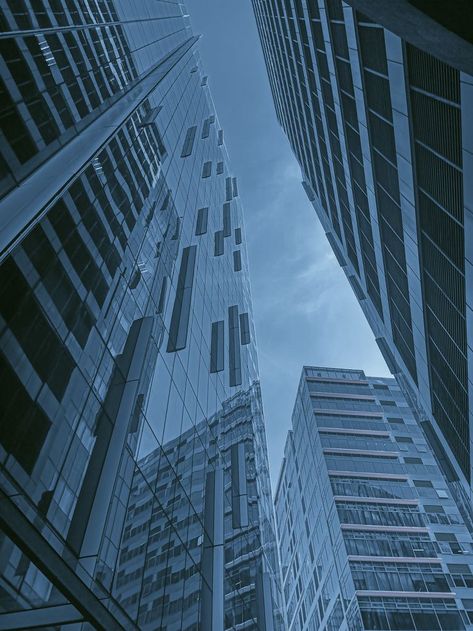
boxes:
[187,1,389,483]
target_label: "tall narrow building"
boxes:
[275,366,473,630]
[252,0,473,499]
[0,2,282,629]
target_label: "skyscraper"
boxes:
[115,383,282,630]
[0,2,282,629]
[275,366,473,630]
[252,0,473,498]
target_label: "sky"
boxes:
[187,0,390,483]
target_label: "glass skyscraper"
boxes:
[115,382,282,630]
[252,0,473,498]
[0,2,282,629]
[275,366,473,630]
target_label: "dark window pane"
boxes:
[181,125,197,158]
[210,321,224,373]
[167,246,197,352]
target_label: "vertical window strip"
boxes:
[195,207,209,236]
[218,129,224,146]
[217,161,224,175]
[214,230,224,256]
[233,250,242,272]
[171,216,181,241]
[228,305,242,387]
[231,442,249,528]
[202,161,212,178]
[157,276,168,314]
[202,118,211,139]
[232,177,238,197]
[223,202,231,237]
[235,227,242,245]
[210,321,224,373]
[166,246,197,352]
[239,313,250,345]
[181,125,197,158]
[225,177,233,201]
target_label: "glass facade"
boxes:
[0,2,282,629]
[275,366,473,630]
[252,0,473,497]
[115,383,281,629]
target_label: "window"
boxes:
[233,250,242,272]
[181,125,197,157]
[352,560,449,593]
[210,321,224,373]
[239,313,250,345]
[157,276,168,314]
[1,80,37,163]
[218,129,224,145]
[48,200,108,306]
[214,231,224,256]
[414,480,433,488]
[195,207,208,235]
[223,202,231,237]
[171,216,181,240]
[232,177,238,197]
[337,502,425,527]
[22,225,95,348]
[345,530,436,558]
[235,227,242,245]
[0,258,75,400]
[228,306,241,387]
[202,117,211,139]
[138,106,162,128]
[217,161,223,174]
[202,161,212,178]
[0,356,51,475]
[231,443,248,528]
[225,177,233,201]
[129,268,141,289]
[361,610,389,630]
[167,246,196,352]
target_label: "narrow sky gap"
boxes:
[187,0,389,484]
